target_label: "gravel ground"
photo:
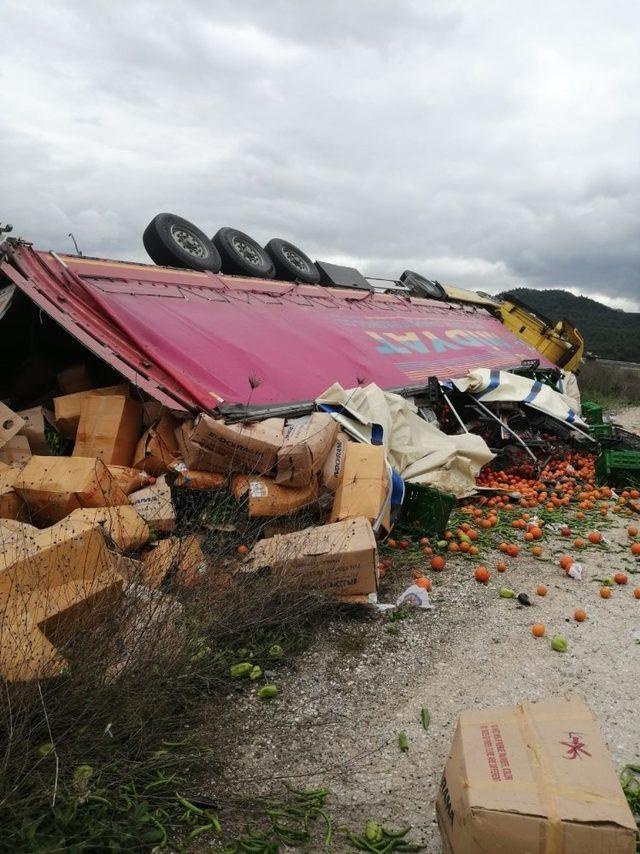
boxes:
[614,405,640,434]
[208,419,640,852]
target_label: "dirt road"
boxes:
[212,424,640,852]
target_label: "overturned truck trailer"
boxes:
[0,241,557,417]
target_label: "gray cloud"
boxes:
[1,0,638,308]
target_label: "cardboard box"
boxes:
[249,517,378,596]
[275,413,339,487]
[0,402,26,448]
[129,475,175,533]
[0,435,31,466]
[175,421,229,472]
[321,431,351,492]
[170,465,227,491]
[53,384,129,438]
[133,413,179,476]
[17,406,54,455]
[57,364,92,394]
[0,520,123,681]
[0,518,38,549]
[73,395,142,466]
[108,465,155,495]
[0,466,27,520]
[436,694,636,854]
[14,456,129,523]
[330,443,389,526]
[65,506,150,552]
[232,474,318,517]
[190,414,284,474]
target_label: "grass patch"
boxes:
[578,361,639,408]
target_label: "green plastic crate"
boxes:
[589,422,614,440]
[582,401,603,425]
[596,449,640,486]
[396,483,456,537]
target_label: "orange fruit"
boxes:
[469,545,479,556]
[559,555,574,572]
[529,526,543,540]
[531,623,545,637]
[460,541,471,553]
[574,608,587,622]
[449,542,460,553]
[431,555,446,572]
[474,566,490,584]
[574,538,585,549]
[415,576,432,591]
[496,561,508,573]
[536,584,548,596]
[614,572,628,585]
[399,540,410,550]
[507,544,520,558]
[499,542,508,553]
[628,526,638,538]
[387,538,397,549]
[634,588,640,600]
[587,531,602,544]
[600,587,612,599]
[236,544,249,555]
[524,531,534,542]
[532,546,542,557]
[632,543,640,556]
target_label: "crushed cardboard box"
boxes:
[0,402,26,449]
[321,430,351,492]
[53,383,129,438]
[436,694,636,854]
[65,506,150,552]
[129,475,176,533]
[73,394,142,466]
[17,405,54,455]
[0,520,123,681]
[330,443,389,527]
[275,413,339,487]
[232,474,318,517]
[190,414,284,474]
[133,413,179,475]
[0,435,31,466]
[0,465,27,521]
[249,516,378,596]
[14,456,129,523]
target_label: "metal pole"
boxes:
[442,391,469,433]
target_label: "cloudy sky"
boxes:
[2,0,639,310]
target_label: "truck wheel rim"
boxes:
[170,225,208,258]
[231,235,262,266]
[282,245,310,273]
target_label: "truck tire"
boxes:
[212,227,275,278]
[143,213,221,272]
[400,270,447,301]
[264,238,321,284]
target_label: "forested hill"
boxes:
[499,288,640,362]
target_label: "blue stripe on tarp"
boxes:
[567,409,576,423]
[476,369,501,398]
[371,423,384,445]
[390,469,405,525]
[523,380,543,404]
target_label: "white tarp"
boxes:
[316,383,494,498]
[450,369,588,429]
